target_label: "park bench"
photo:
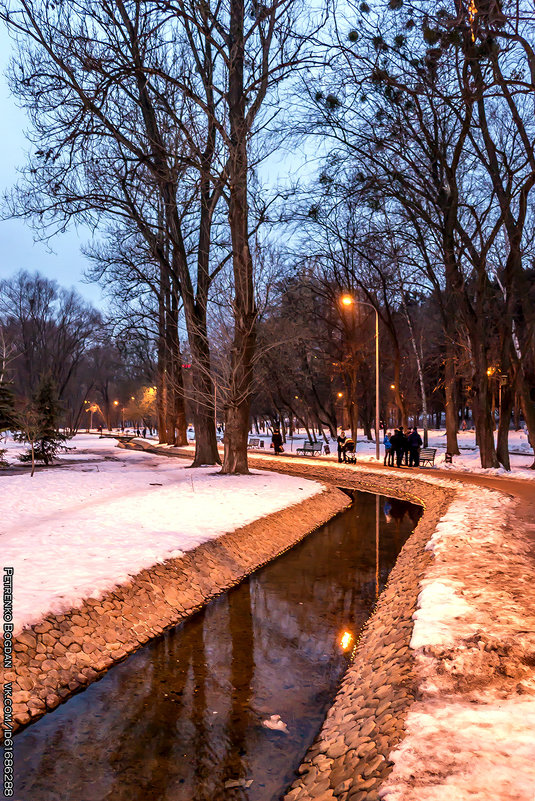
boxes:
[419,447,437,467]
[296,441,323,457]
[247,438,265,449]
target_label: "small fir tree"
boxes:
[17,375,67,469]
[0,382,16,467]
[0,381,16,432]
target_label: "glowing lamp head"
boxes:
[340,294,354,307]
[340,631,354,651]
[113,400,119,406]
[337,392,343,398]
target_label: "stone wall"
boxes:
[5,485,349,733]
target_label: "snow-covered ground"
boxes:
[1,434,323,635]
[380,486,535,800]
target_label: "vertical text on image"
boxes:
[3,567,14,797]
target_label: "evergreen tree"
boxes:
[0,381,16,432]
[0,382,16,467]
[17,375,67,466]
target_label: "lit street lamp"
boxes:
[340,294,380,461]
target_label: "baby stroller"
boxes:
[343,438,357,464]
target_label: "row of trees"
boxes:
[1,0,325,473]
[288,0,535,468]
[1,0,534,470]
[0,271,173,449]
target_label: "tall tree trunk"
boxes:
[472,348,499,468]
[190,333,220,467]
[393,348,407,428]
[221,0,256,475]
[444,345,460,455]
[403,298,429,447]
[166,281,188,446]
[157,272,168,444]
[496,377,513,470]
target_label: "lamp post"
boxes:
[340,294,380,461]
[337,391,344,429]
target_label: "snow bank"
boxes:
[380,699,535,801]
[1,435,323,634]
[380,484,535,800]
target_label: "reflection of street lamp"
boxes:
[375,494,380,599]
[340,294,380,460]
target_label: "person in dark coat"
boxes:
[390,428,406,467]
[337,430,348,463]
[408,427,423,466]
[271,429,283,454]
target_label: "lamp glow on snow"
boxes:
[340,631,353,651]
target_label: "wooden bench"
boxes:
[247,438,265,449]
[419,447,437,467]
[296,442,323,457]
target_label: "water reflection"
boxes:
[13,492,421,801]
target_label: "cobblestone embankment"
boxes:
[5,484,349,733]
[245,457,456,801]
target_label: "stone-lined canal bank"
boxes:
[246,458,457,801]
[126,446,463,801]
[6,484,350,732]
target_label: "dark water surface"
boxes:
[13,491,421,801]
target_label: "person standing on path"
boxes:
[336,429,347,462]
[271,428,283,454]
[408,427,423,466]
[391,428,406,468]
[383,431,393,466]
[337,430,348,463]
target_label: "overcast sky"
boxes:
[0,24,104,306]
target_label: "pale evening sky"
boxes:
[0,23,104,306]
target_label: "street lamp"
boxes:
[340,293,380,461]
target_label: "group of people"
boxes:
[271,425,424,467]
[383,427,423,467]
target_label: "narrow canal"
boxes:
[14,491,421,801]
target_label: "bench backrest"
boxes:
[420,448,436,457]
[248,438,260,446]
[304,441,322,451]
